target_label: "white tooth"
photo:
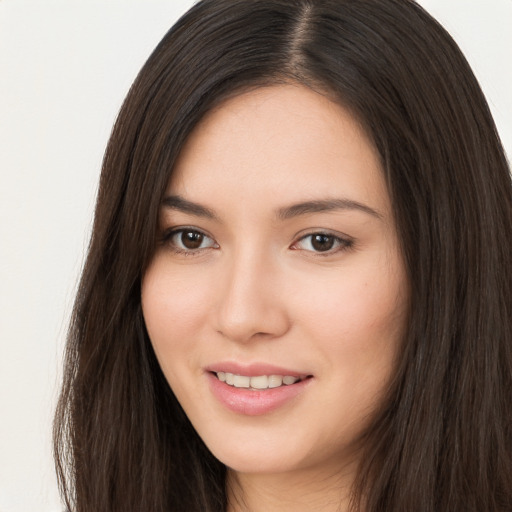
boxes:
[250,375,269,389]
[233,375,251,388]
[217,372,226,382]
[283,376,299,385]
[225,372,235,385]
[268,375,283,388]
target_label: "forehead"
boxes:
[169,84,389,216]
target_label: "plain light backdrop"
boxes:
[0,1,510,511]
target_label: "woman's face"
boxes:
[142,84,408,478]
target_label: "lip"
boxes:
[205,362,309,378]
[205,362,313,416]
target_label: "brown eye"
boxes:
[181,231,204,249]
[311,234,335,252]
[293,232,352,254]
[167,229,218,253]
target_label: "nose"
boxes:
[214,249,290,344]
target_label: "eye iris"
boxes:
[181,231,204,249]
[311,234,335,252]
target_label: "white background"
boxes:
[0,1,510,511]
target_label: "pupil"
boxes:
[181,231,203,249]
[312,234,334,252]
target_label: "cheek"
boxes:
[291,255,407,383]
[141,259,212,369]
[295,258,405,337]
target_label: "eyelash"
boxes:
[160,228,354,257]
[160,227,218,256]
[290,231,354,255]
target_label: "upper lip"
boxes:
[205,362,312,378]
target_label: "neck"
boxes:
[226,462,357,512]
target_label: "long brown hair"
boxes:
[54,1,512,510]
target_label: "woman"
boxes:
[53,0,512,511]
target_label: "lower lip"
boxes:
[207,372,311,416]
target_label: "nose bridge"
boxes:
[215,243,288,343]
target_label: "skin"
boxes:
[142,84,409,511]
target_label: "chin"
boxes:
[217,448,305,475]
[199,422,344,477]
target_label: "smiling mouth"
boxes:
[213,372,310,390]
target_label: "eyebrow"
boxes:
[162,195,219,220]
[161,194,382,221]
[277,198,382,220]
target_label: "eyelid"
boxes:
[159,226,353,257]
[160,226,219,254]
[290,229,354,255]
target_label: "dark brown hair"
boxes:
[54,1,512,510]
